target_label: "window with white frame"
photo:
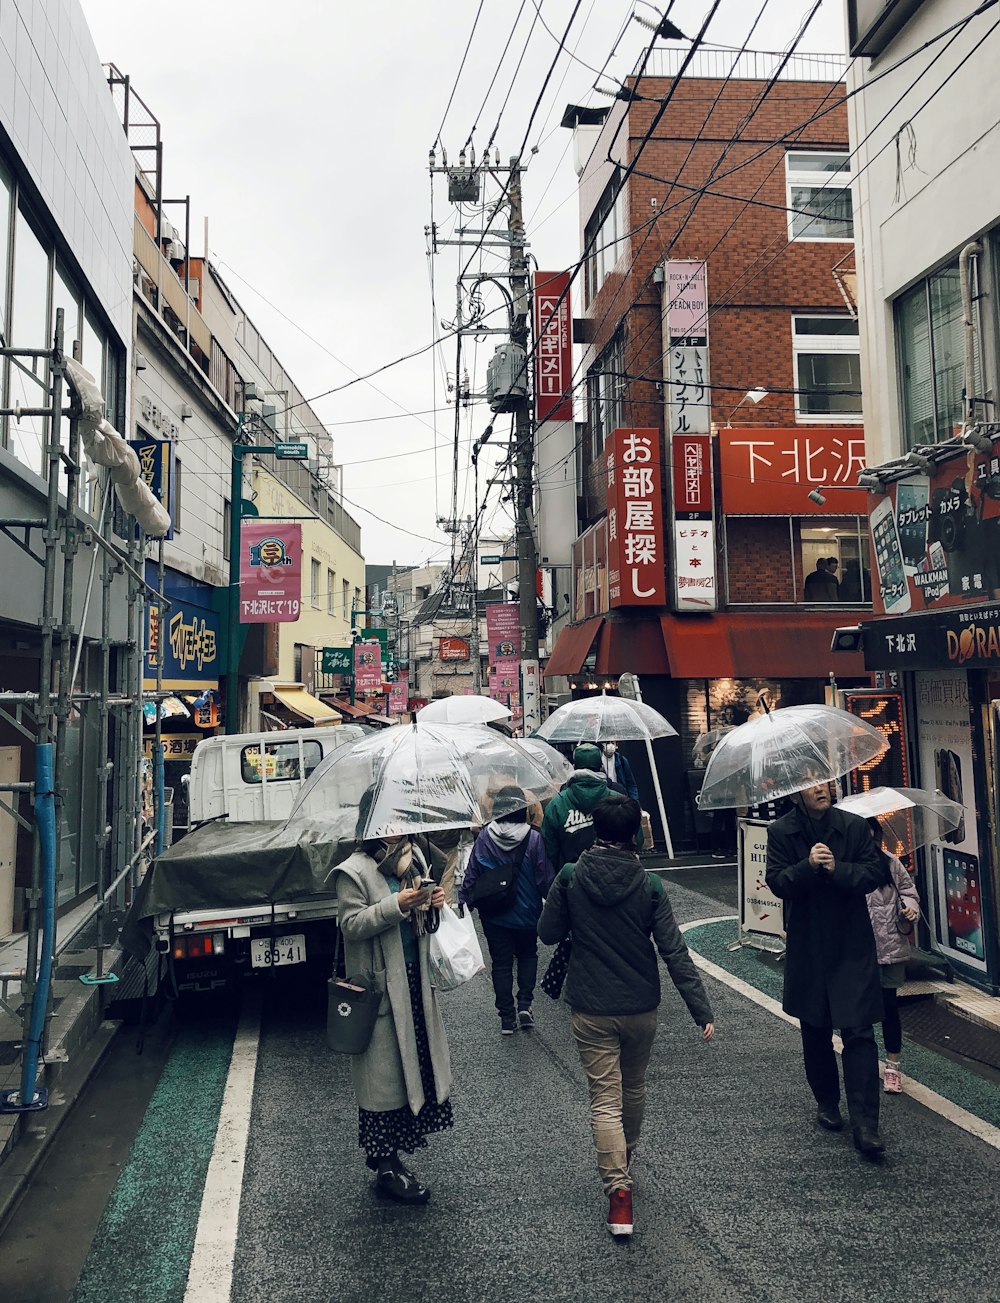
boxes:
[584,172,627,305]
[586,332,625,456]
[896,261,983,449]
[311,558,321,608]
[792,315,862,420]
[786,152,854,241]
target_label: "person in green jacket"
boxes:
[541,743,624,870]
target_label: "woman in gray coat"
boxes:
[864,821,920,1095]
[335,831,453,1204]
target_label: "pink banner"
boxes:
[486,603,521,661]
[354,641,383,694]
[388,681,408,714]
[239,522,302,623]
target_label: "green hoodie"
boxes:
[541,771,619,870]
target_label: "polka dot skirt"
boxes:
[359,960,454,1166]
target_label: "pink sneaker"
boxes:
[883,1063,902,1094]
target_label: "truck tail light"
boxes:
[173,933,225,961]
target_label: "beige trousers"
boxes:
[571,1008,658,1195]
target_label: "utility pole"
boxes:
[508,159,541,734]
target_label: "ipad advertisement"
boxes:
[914,670,989,975]
[869,445,1000,616]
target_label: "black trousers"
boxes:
[800,1020,880,1130]
[881,987,902,1055]
[480,921,538,1019]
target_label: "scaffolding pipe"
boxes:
[3,744,56,1111]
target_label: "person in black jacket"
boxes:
[538,793,714,1239]
[764,779,886,1158]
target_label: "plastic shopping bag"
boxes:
[428,904,486,992]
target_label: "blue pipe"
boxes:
[154,741,166,856]
[19,743,56,1108]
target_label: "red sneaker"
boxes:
[606,1188,633,1237]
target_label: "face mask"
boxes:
[603,743,617,756]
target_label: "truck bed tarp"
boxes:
[121,815,356,959]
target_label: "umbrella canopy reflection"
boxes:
[836,786,964,856]
[535,693,677,744]
[697,705,888,810]
[288,722,561,839]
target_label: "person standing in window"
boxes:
[803,558,839,602]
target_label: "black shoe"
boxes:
[852,1126,886,1159]
[501,1014,517,1035]
[376,1166,431,1204]
[815,1103,843,1131]
[517,1006,534,1030]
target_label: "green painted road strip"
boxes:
[73,1017,236,1303]
[684,917,1000,1137]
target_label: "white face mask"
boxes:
[603,743,617,756]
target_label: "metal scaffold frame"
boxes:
[0,309,162,1112]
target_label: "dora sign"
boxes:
[862,601,1000,671]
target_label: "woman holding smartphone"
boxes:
[335,793,452,1204]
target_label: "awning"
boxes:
[269,684,342,725]
[660,612,866,679]
[542,616,604,678]
[595,619,669,677]
[321,697,372,720]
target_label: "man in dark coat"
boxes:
[765,779,886,1157]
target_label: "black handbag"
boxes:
[540,936,572,1000]
[468,833,531,916]
[326,928,380,1055]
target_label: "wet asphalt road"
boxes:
[4,871,1000,1303]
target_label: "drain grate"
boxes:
[900,996,1000,1077]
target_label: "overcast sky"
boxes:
[80,0,846,566]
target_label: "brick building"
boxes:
[544,49,875,849]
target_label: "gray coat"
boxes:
[334,851,452,1115]
[866,855,920,966]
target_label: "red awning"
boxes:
[595,618,670,677]
[542,616,604,678]
[660,612,866,679]
[320,697,373,719]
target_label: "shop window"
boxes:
[240,740,322,784]
[584,171,627,305]
[792,315,862,421]
[725,516,871,605]
[572,518,609,619]
[586,333,625,457]
[799,518,871,604]
[785,151,854,241]
[311,558,321,608]
[897,261,983,449]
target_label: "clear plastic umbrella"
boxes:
[417,696,512,724]
[692,726,734,770]
[836,787,964,855]
[288,722,560,839]
[697,705,888,810]
[514,736,573,788]
[535,693,677,744]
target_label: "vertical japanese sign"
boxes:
[606,428,666,608]
[533,270,572,422]
[388,679,409,715]
[354,640,383,694]
[239,522,302,624]
[130,436,175,539]
[670,434,717,611]
[663,261,710,436]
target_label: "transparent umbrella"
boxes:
[535,693,677,744]
[417,696,512,725]
[288,722,559,838]
[514,737,573,788]
[692,726,734,770]
[697,705,888,810]
[836,787,964,856]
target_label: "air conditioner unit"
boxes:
[243,381,261,401]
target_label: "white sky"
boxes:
[79,0,847,565]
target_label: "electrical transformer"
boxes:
[486,343,528,413]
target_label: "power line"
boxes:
[434,0,488,149]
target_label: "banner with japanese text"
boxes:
[718,427,867,515]
[354,641,383,694]
[239,521,302,623]
[130,436,175,539]
[663,261,710,436]
[533,270,573,422]
[388,680,409,715]
[606,428,667,608]
[671,434,717,611]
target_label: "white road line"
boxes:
[681,915,1000,1154]
[184,1001,262,1303]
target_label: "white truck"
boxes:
[127,726,365,998]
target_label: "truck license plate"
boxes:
[250,934,307,968]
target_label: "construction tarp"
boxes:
[120,814,356,958]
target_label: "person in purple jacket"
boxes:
[459,785,555,1034]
